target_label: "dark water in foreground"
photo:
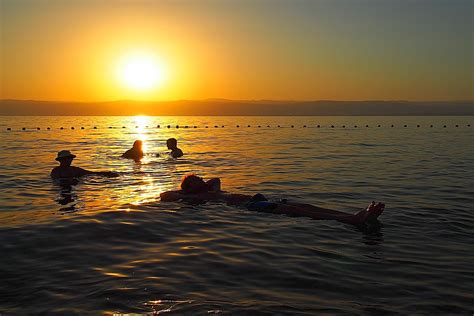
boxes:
[0,116,473,315]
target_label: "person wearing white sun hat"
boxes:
[51,150,118,179]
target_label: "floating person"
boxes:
[122,140,144,161]
[166,138,183,158]
[51,150,118,179]
[160,174,385,226]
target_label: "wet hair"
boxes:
[181,174,208,194]
[133,140,143,149]
[167,138,178,147]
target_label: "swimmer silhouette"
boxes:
[50,150,118,179]
[166,138,183,158]
[160,174,385,226]
[122,140,144,161]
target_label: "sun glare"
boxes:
[118,53,166,91]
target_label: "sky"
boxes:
[0,0,472,102]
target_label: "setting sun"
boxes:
[117,53,166,91]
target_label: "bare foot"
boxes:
[351,201,385,225]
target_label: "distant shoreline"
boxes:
[1,99,473,116]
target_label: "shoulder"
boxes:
[50,167,60,178]
[160,190,183,201]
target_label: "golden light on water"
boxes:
[134,115,150,153]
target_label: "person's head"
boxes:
[55,150,76,166]
[181,174,208,194]
[133,140,143,150]
[167,138,178,150]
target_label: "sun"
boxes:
[117,53,166,91]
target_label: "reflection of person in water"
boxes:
[122,140,144,161]
[54,178,79,213]
[166,138,183,158]
[160,174,385,226]
[50,150,118,179]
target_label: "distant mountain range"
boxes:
[1,99,473,116]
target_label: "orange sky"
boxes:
[1,0,472,102]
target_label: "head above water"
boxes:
[133,140,143,149]
[166,138,178,150]
[181,174,208,194]
[55,150,76,166]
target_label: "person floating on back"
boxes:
[122,140,144,161]
[160,174,385,226]
[166,138,183,158]
[51,150,118,179]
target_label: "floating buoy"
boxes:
[291,125,294,128]
[236,125,240,128]
[366,125,369,128]
[267,125,270,127]
[60,127,64,130]
[455,125,459,127]
[157,125,160,128]
[378,125,381,127]
[135,126,139,128]
[22,127,26,130]
[37,127,40,130]
[7,127,11,130]
[258,125,261,128]
[391,125,394,127]
[331,125,334,128]
[417,125,420,127]
[317,125,320,128]
[205,126,209,128]
[108,127,112,129]
[214,125,218,128]
[354,125,357,128]
[145,126,149,128]
[121,126,125,129]
[93,126,97,129]
[342,125,345,128]
[443,125,446,128]
[81,127,84,129]
[167,125,170,128]
[278,125,281,128]
[71,127,75,130]
[176,125,179,129]
[303,125,307,128]
[221,125,224,128]
[430,125,433,128]
[185,125,189,128]
[468,124,471,127]
[248,125,251,127]
[404,125,407,127]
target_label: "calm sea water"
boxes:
[0,116,473,315]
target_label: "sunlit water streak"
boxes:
[0,116,473,314]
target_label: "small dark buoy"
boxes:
[205,126,209,128]
[93,126,97,129]
[47,127,50,130]
[468,124,471,127]
[7,127,11,130]
[176,125,179,129]
[248,125,251,127]
[278,125,281,128]
[185,125,188,128]
[258,125,261,128]
[221,125,224,128]
[267,125,270,128]
[455,125,459,127]
[236,125,240,128]
[60,127,64,130]
[291,125,294,128]
[167,125,171,128]
[366,125,369,128]
[108,126,112,129]
[22,127,26,130]
[121,126,125,129]
[404,125,407,127]
[303,125,307,128]
[135,126,139,128]
[37,127,40,130]
[331,125,334,128]
[378,125,381,127]
[194,126,197,128]
[342,125,345,128]
[71,127,75,130]
[417,125,420,127]
[317,125,320,128]
[430,125,433,128]
[81,127,84,129]
[354,125,357,128]
[214,125,218,128]
[443,125,446,128]
[157,125,160,128]
[391,125,394,127]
